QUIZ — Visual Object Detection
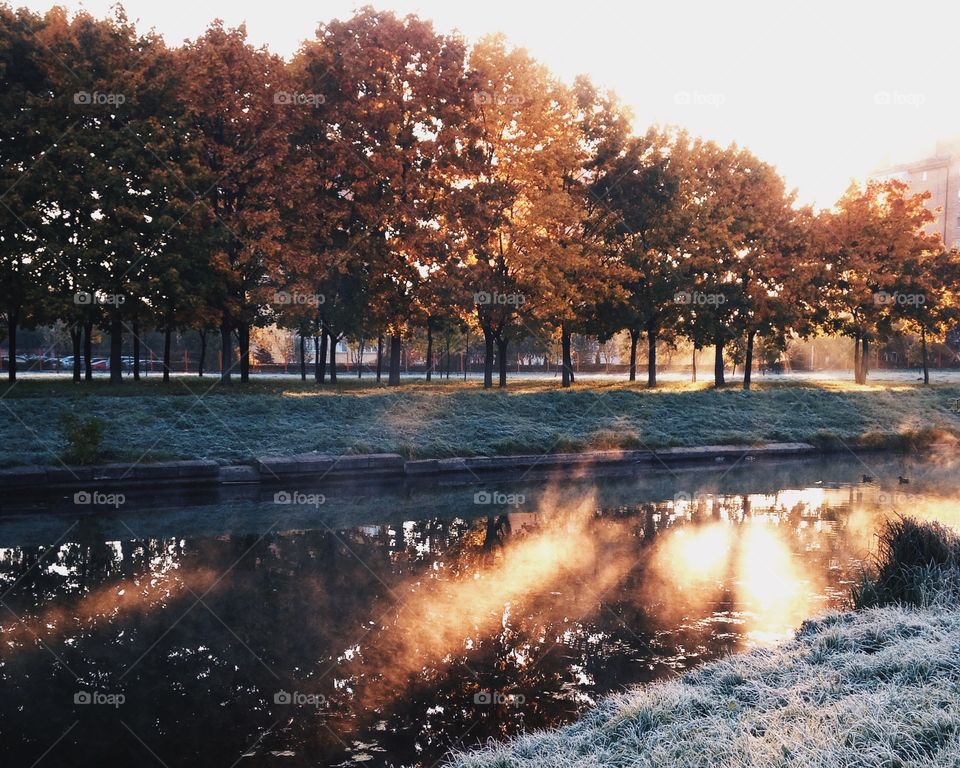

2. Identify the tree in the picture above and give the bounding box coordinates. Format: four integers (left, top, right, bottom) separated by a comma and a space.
819, 180, 937, 383
313, 9, 471, 387
590, 128, 687, 387
179, 22, 288, 384
37, 8, 195, 385
889, 246, 959, 385
0, 6, 56, 382
707, 152, 809, 390
447, 35, 580, 388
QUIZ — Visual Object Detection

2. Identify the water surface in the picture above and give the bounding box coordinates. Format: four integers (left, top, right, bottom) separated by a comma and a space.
0, 453, 952, 767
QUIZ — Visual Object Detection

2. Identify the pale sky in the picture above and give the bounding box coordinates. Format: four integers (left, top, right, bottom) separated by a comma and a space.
20, 0, 960, 208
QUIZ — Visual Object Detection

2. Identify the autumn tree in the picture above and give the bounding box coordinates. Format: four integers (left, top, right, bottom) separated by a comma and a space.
710, 152, 810, 390
179, 22, 288, 384
0, 6, 56, 381
311, 9, 471, 386
887, 244, 959, 385
446, 35, 584, 388
35, 8, 197, 384
590, 128, 688, 387
819, 180, 937, 384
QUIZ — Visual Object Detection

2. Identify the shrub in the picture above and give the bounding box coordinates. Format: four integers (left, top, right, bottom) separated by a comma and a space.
852, 516, 960, 609
61, 413, 106, 465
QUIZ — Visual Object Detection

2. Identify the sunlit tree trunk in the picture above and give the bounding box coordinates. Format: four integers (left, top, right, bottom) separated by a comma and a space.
713, 334, 725, 387
5, 309, 17, 382
197, 329, 207, 377
561, 325, 573, 388
646, 321, 658, 389
70, 324, 82, 382
743, 330, 755, 391
162, 325, 172, 383
496, 336, 508, 388
318, 328, 328, 382
83, 321, 93, 381
921, 324, 930, 385
109, 315, 123, 385
388, 334, 401, 386
132, 317, 141, 381
328, 332, 337, 383
482, 328, 494, 389
376, 334, 383, 383
238, 322, 250, 383
425, 319, 434, 382
219, 318, 232, 384
853, 333, 863, 384
859, 336, 871, 384
299, 333, 306, 381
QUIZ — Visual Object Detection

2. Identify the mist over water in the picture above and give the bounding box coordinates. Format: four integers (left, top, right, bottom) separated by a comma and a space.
0, 454, 955, 766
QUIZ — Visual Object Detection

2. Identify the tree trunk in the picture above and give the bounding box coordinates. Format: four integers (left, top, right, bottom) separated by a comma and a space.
921, 324, 930, 385
318, 328, 328, 382
6, 309, 17, 382
299, 333, 306, 381
853, 333, 862, 384
388, 334, 401, 386
445, 336, 451, 379
628, 327, 639, 382
647, 322, 658, 389
313, 334, 321, 382
109, 315, 123, 385
132, 317, 141, 381
70, 324, 82, 382
496, 336, 508, 388
482, 328, 494, 389
860, 337, 870, 384
239, 322, 250, 383
198, 329, 207, 377
220, 318, 232, 384
357, 339, 364, 378
743, 330, 755, 391
713, 334, 725, 387
328, 332, 337, 382
163, 325, 172, 383
376, 334, 383, 383
83, 320, 93, 381
425, 321, 434, 382
561, 325, 573, 388
692, 347, 697, 382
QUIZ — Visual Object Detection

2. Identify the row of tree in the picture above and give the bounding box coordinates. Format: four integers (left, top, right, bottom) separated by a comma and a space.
2, 4, 957, 389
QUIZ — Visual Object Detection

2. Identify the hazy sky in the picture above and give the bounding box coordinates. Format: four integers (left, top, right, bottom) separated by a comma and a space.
20, 0, 960, 208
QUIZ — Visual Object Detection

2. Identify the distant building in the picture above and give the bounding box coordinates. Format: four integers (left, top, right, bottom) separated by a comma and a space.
872, 137, 960, 248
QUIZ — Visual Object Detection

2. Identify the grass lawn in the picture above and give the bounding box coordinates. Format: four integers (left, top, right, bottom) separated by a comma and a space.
1, 376, 959, 468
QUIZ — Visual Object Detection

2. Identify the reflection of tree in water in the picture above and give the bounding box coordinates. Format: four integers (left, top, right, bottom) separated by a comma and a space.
0, 490, 876, 767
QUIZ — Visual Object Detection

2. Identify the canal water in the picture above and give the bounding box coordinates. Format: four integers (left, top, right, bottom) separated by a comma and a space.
0, 453, 953, 767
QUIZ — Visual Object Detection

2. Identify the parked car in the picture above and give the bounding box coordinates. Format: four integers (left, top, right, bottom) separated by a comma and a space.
10, 354, 52, 367
59, 357, 109, 371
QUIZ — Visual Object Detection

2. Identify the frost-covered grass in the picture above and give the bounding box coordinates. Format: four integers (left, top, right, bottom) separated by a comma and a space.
854, 517, 960, 610
1, 377, 958, 467
448, 518, 960, 768
448, 606, 960, 767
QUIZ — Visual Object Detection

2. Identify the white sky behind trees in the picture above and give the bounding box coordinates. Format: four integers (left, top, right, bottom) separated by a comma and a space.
21, 0, 960, 208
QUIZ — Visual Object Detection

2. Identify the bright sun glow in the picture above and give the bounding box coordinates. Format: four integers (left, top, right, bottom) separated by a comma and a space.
19, 0, 959, 209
